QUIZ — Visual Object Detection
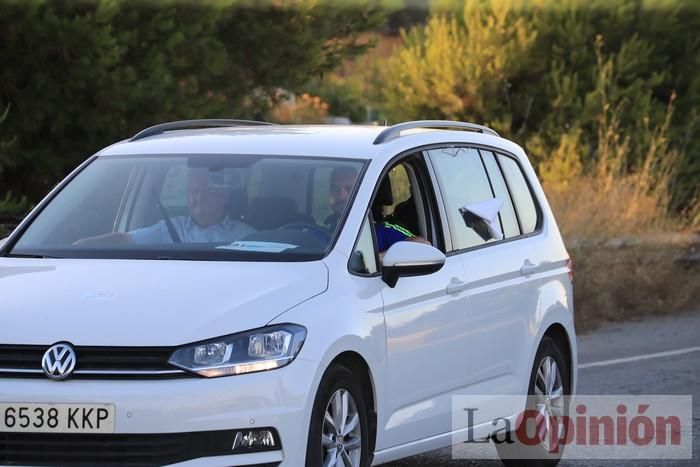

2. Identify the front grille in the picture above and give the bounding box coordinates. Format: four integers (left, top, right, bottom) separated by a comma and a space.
0, 430, 281, 466
0, 344, 191, 379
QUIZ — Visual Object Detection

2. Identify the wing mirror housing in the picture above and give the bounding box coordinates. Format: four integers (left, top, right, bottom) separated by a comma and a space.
381, 241, 446, 288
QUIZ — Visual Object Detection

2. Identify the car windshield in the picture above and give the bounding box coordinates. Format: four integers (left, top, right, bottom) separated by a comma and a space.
6, 155, 366, 261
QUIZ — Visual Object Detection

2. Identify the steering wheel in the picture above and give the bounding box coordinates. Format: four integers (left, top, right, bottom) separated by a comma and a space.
277, 222, 332, 242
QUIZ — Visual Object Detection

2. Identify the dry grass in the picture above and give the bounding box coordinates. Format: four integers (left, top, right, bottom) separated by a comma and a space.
541, 86, 683, 241
543, 109, 700, 333
542, 132, 679, 241
542, 111, 700, 333
538, 43, 700, 332
571, 242, 700, 333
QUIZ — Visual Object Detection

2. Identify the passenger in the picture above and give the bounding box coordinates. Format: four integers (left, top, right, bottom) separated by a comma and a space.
325, 166, 359, 232
325, 166, 429, 253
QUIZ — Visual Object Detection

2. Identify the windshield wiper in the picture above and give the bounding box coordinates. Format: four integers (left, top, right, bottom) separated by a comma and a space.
6, 253, 62, 259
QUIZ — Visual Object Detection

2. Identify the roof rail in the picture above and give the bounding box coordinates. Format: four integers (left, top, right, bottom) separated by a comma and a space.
372, 120, 499, 144
130, 119, 276, 141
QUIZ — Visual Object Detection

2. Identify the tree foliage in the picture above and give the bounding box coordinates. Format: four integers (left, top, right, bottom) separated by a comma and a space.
0, 0, 385, 204
0, 103, 14, 175
0, 102, 28, 220
375, 0, 700, 211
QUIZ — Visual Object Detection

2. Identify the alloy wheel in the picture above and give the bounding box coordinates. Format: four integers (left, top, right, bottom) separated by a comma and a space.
321, 388, 363, 467
533, 356, 565, 452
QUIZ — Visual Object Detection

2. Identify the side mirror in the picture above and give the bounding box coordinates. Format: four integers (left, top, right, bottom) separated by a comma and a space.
459, 198, 504, 241
381, 241, 446, 287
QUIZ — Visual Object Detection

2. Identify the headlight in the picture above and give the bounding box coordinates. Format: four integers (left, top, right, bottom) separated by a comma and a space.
168, 324, 306, 377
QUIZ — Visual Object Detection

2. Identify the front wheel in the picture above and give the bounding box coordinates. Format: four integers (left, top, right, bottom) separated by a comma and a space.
495, 335, 570, 467
306, 364, 371, 467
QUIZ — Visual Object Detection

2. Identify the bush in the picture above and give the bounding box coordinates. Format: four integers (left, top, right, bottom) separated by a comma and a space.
372, 0, 700, 212
0, 0, 386, 204
0, 101, 27, 221
541, 39, 683, 241
270, 93, 330, 124
0, 191, 29, 217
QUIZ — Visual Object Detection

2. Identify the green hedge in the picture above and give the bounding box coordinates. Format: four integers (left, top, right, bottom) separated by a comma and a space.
0, 0, 385, 206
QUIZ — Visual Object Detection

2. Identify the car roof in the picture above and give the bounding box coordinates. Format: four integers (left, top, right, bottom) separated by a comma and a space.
96, 121, 520, 165
98, 125, 387, 159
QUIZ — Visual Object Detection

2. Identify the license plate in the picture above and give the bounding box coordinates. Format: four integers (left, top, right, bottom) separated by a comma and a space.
0, 403, 115, 433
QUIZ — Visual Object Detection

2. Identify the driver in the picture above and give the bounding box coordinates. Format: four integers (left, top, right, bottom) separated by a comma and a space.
75, 168, 254, 245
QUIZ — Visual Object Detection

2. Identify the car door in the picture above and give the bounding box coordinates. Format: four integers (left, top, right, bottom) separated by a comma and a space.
426, 146, 544, 425
362, 156, 472, 449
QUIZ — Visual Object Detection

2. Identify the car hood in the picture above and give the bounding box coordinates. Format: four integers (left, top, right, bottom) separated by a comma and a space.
0, 258, 328, 346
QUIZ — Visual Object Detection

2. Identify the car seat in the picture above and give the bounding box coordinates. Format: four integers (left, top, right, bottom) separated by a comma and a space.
226, 188, 248, 222
390, 196, 419, 236
246, 196, 300, 230
372, 177, 394, 221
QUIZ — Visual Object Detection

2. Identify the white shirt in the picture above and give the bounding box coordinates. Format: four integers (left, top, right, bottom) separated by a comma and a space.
129, 216, 256, 244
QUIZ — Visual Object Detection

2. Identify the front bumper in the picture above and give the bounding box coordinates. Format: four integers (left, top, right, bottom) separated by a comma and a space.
0, 358, 320, 466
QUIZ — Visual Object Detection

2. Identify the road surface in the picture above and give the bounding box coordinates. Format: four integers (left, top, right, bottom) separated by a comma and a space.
380, 310, 700, 466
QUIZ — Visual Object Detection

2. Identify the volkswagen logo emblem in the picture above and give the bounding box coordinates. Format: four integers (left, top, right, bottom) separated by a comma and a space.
41, 343, 77, 380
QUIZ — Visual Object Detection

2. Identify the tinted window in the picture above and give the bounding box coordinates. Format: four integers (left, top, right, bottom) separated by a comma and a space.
10, 160, 134, 246
428, 147, 496, 250
311, 167, 334, 225
9, 155, 365, 261
498, 154, 538, 234
481, 150, 520, 238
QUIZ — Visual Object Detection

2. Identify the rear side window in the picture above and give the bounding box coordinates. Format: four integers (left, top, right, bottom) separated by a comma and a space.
497, 154, 538, 234
480, 150, 520, 238
428, 147, 496, 250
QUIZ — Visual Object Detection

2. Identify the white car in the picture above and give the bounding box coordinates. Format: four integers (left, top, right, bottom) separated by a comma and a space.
0, 120, 576, 467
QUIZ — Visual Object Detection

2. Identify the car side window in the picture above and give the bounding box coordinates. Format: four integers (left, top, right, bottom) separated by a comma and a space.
497, 154, 539, 234
428, 147, 497, 250
349, 215, 378, 274
382, 164, 412, 220
481, 150, 521, 238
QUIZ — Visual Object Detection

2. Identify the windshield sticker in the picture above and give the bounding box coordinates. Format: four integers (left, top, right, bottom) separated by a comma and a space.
216, 241, 299, 253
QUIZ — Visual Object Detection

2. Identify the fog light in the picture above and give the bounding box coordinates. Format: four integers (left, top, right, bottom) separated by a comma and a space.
232, 429, 277, 451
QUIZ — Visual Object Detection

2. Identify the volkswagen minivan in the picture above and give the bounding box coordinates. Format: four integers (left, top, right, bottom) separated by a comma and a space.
0, 120, 577, 466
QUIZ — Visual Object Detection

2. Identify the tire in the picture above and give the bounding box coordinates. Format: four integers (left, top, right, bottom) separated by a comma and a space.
306, 364, 371, 467
494, 336, 570, 467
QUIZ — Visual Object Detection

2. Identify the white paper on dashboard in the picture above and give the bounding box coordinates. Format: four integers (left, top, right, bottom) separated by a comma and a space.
216, 241, 299, 253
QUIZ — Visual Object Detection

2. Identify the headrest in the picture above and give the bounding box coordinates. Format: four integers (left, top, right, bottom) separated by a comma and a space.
375, 177, 393, 207
227, 188, 248, 220
247, 196, 298, 230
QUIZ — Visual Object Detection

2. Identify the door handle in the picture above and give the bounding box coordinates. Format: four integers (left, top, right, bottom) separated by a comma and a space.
446, 278, 468, 295
520, 259, 539, 277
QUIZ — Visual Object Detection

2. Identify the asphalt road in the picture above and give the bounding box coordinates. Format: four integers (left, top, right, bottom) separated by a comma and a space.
380, 310, 700, 467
